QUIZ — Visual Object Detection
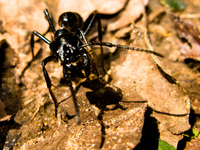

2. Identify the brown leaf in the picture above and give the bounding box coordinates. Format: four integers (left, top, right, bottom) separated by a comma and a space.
57, 0, 149, 31
0, 0, 192, 149
14, 80, 147, 149
107, 0, 149, 31
0, 0, 48, 82
169, 13, 200, 61
109, 27, 190, 147
58, 0, 128, 20
0, 99, 7, 120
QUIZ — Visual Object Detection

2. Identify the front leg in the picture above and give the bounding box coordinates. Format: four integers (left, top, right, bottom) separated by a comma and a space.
42, 55, 58, 117
63, 62, 81, 124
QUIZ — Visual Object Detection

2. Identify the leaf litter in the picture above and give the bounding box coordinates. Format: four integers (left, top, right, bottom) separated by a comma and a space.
0, 0, 197, 149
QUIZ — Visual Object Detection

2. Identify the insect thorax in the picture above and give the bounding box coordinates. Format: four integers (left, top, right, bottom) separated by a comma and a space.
50, 33, 90, 78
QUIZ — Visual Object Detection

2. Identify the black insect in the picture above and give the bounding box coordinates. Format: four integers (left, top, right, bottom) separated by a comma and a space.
31, 9, 163, 124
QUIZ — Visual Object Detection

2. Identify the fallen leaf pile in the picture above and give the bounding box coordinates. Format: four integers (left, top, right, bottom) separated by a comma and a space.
1, 0, 199, 149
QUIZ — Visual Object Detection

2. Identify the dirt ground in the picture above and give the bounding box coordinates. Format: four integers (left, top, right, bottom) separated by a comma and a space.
0, 0, 200, 149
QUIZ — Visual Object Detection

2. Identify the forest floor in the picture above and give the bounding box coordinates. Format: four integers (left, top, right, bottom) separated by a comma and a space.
0, 0, 200, 149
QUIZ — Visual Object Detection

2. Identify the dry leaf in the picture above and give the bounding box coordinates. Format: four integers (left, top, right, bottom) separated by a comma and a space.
0, 0, 48, 82
0, 0, 193, 149
169, 13, 200, 61
58, 0, 149, 31
58, 0, 128, 20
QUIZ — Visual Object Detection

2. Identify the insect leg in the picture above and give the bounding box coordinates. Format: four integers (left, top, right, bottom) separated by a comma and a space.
42, 55, 59, 117
44, 9, 56, 34
83, 11, 107, 74
79, 30, 101, 79
96, 12, 107, 74
63, 62, 81, 124
69, 80, 80, 124
32, 30, 51, 44
83, 11, 99, 35
19, 31, 48, 80
30, 33, 35, 59
30, 29, 51, 59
